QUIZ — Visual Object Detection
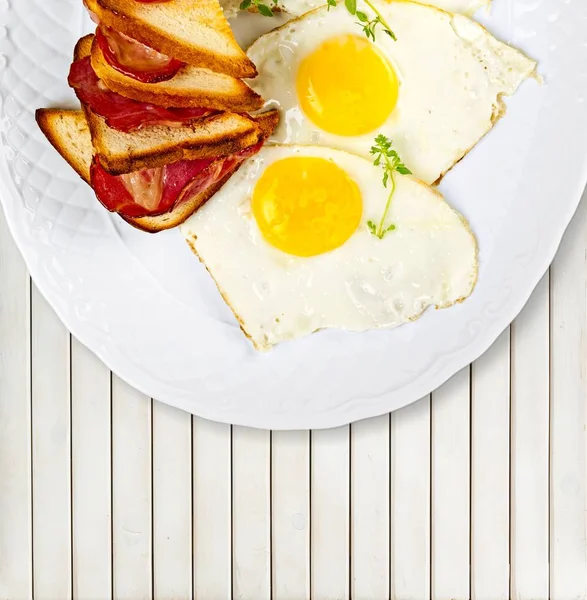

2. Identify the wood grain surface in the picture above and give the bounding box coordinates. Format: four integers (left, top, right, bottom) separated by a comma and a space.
1, 193, 586, 599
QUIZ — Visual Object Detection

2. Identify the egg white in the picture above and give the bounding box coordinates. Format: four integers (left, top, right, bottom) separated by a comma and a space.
247, 0, 536, 185
220, 0, 490, 19
181, 145, 478, 350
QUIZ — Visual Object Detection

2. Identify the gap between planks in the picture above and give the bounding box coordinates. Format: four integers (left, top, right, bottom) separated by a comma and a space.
2, 198, 587, 598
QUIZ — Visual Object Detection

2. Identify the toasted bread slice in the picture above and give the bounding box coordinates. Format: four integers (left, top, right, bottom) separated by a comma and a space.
124, 110, 279, 231
75, 34, 96, 62
86, 0, 256, 78
74, 36, 262, 174
36, 109, 94, 184
35, 108, 280, 232
90, 37, 263, 111
87, 110, 262, 175
249, 108, 281, 140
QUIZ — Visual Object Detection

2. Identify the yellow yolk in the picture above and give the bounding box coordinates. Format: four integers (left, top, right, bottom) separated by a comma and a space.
252, 157, 363, 257
296, 34, 399, 137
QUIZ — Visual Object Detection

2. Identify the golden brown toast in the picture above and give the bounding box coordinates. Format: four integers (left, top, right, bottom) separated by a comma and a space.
86, 0, 257, 78
36, 109, 94, 184
90, 36, 263, 111
86, 110, 263, 175
73, 36, 263, 175
35, 108, 280, 232
74, 35, 95, 63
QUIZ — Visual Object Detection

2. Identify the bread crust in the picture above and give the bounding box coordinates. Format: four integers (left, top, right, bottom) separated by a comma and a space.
35, 109, 93, 184
74, 34, 94, 61
86, 109, 262, 175
91, 38, 263, 111
86, 0, 257, 78
73, 35, 264, 174
253, 109, 281, 140
124, 110, 280, 230
35, 108, 281, 232
125, 162, 242, 232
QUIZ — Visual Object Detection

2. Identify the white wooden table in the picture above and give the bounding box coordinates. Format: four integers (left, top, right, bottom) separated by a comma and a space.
1, 186, 586, 600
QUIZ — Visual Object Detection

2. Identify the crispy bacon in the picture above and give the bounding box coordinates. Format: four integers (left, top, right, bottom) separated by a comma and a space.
68, 57, 215, 132
96, 26, 184, 83
90, 143, 264, 219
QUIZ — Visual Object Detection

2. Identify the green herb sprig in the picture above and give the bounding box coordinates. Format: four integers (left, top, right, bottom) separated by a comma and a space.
367, 134, 411, 239
328, 0, 396, 41
239, 0, 279, 16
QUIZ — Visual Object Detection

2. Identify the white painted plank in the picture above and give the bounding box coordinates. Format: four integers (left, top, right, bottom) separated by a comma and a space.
31, 285, 72, 600
549, 195, 587, 600
0, 214, 32, 600
431, 367, 470, 600
470, 329, 510, 600
311, 426, 350, 600
390, 396, 431, 600
193, 418, 231, 600
510, 273, 550, 600
232, 426, 271, 600
271, 430, 310, 600
112, 377, 152, 600
71, 338, 112, 600
351, 416, 389, 600
152, 400, 192, 600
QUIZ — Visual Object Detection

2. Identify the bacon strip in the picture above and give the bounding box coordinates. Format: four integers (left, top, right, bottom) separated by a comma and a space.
68, 57, 215, 132
96, 26, 184, 83
91, 142, 264, 219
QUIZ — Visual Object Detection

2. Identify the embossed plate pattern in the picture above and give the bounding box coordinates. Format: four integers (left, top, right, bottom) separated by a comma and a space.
0, 0, 586, 429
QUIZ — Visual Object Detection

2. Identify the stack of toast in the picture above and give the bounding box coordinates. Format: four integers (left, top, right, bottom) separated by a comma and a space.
37, 0, 279, 232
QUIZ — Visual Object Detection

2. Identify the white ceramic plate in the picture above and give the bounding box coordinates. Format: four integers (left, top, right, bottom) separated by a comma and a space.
1, 0, 586, 429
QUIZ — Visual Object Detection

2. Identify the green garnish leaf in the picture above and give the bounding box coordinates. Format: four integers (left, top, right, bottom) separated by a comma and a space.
345, 0, 357, 15
384, 28, 397, 40
240, 0, 279, 16
328, 0, 397, 42
257, 2, 275, 16
367, 134, 411, 239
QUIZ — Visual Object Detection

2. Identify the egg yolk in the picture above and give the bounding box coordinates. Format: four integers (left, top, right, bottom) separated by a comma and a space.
252, 157, 363, 257
296, 34, 399, 137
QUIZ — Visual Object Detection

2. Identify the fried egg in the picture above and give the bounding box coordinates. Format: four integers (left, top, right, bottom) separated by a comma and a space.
181, 145, 478, 350
247, 0, 536, 185
220, 0, 490, 20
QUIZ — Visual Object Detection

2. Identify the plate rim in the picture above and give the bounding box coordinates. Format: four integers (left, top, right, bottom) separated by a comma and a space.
2, 163, 585, 430
2, 0, 586, 430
